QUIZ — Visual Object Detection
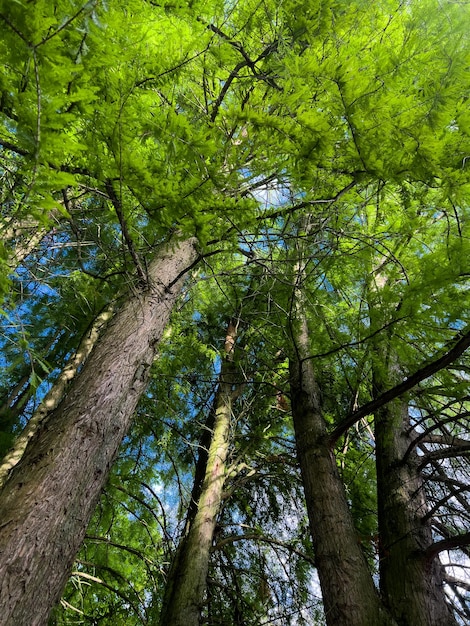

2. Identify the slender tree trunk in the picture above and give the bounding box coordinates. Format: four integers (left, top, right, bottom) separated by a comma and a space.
1, 216, 58, 269
0, 334, 60, 436
289, 313, 395, 626
160, 319, 238, 626
0, 237, 198, 626
6, 228, 47, 268
373, 361, 457, 625
0, 306, 113, 488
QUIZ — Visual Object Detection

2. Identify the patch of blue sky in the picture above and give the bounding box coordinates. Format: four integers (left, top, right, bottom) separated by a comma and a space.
251, 177, 292, 210
11, 263, 60, 301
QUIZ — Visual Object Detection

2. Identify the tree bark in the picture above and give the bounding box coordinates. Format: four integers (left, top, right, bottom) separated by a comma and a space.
0, 237, 198, 626
1, 213, 61, 270
365, 249, 457, 626
289, 313, 395, 626
160, 319, 238, 626
373, 362, 457, 625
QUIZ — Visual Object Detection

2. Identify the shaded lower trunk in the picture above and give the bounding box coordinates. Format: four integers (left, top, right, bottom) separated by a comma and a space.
0, 237, 198, 626
290, 315, 394, 626
160, 320, 238, 626
374, 393, 456, 625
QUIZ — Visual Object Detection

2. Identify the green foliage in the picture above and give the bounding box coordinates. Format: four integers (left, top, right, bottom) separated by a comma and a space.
1, 0, 470, 623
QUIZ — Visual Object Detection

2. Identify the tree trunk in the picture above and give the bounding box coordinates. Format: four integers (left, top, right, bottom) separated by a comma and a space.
373, 365, 457, 625
160, 319, 238, 626
0, 307, 113, 488
0, 237, 198, 626
289, 313, 395, 626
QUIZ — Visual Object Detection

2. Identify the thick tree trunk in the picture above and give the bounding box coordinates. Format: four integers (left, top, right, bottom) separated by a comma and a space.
0, 237, 198, 626
160, 320, 238, 626
290, 314, 395, 626
0, 307, 113, 488
373, 370, 457, 625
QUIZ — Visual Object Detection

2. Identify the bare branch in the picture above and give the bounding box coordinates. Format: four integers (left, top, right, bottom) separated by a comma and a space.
329, 326, 470, 445
426, 532, 470, 560
104, 180, 148, 286
418, 444, 470, 468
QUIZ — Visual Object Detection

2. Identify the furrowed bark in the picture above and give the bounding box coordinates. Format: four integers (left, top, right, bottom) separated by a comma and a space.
0, 237, 198, 626
160, 319, 238, 626
289, 313, 395, 626
366, 254, 457, 626
373, 358, 457, 626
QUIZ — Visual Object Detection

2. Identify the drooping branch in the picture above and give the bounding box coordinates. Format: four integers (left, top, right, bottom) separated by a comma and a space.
84, 535, 156, 566
421, 483, 470, 523
402, 411, 470, 462
434, 521, 470, 561
212, 532, 316, 567
418, 433, 470, 447
329, 326, 470, 445
445, 575, 470, 593
426, 461, 470, 525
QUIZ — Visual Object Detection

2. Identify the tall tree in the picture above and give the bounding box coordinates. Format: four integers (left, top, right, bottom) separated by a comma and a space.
286, 217, 393, 625
0, 305, 113, 487
280, 182, 470, 624
160, 317, 239, 625
0, 237, 198, 625
1, 0, 470, 623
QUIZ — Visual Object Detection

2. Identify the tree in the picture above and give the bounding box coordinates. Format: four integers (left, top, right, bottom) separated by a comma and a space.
2, 0, 470, 624
0, 0, 289, 622
272, 180, 470, 624
0, 237, 198, 624
0, 305, 113, 486
160, 317, 240, 626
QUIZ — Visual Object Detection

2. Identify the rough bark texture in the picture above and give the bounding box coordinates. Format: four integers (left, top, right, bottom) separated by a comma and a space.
374, 375, 457, 626
160, 320, 237, 626
290, 315, 395, 626
0, 307, 113, 488
0, 237, 198, 626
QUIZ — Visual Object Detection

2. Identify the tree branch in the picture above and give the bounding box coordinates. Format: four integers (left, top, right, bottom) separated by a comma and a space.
0, 138, 29, 157
418, 433, 470, 447
104, 180, 148, 286
329, 326, 470, 445
426, 532, 470, 561
258, 180, 357, 222
207, 28, 280, 123
445, 575, 470, 593
212, 532, 315, 566
418, 443, 470, 469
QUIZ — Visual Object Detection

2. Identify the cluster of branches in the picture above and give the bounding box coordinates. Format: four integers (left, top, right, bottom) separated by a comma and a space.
1, 1, 470, 625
